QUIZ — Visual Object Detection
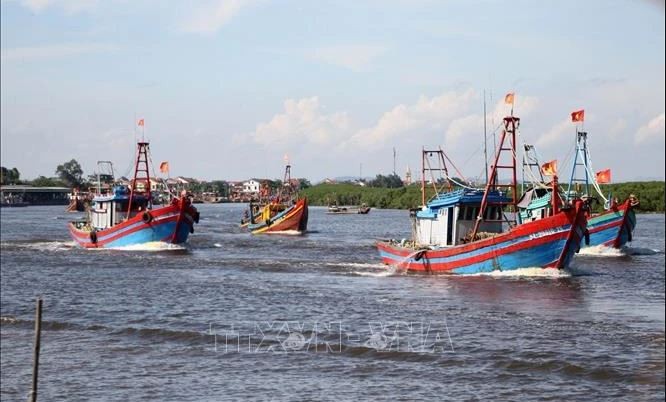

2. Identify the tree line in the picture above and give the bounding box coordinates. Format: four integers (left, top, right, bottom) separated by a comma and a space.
301, 181, 666, 212
1, 160, 83, 188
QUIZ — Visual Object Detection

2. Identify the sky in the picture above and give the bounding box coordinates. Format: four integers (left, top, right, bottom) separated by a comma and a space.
1, 0, 664, 183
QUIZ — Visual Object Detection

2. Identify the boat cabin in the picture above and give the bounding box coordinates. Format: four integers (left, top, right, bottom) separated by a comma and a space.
89, 185, 151, 230
413, 189, 510, 246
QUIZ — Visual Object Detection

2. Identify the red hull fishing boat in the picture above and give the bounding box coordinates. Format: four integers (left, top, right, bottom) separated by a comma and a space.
245, 161, 308, 235
69, 142, 199, 248
377, 113, 588, 274
517, 122, 638, 250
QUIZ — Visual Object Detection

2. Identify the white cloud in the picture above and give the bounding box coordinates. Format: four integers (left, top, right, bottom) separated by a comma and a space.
445, 114, 483, 145
308, 44, 388, 72
635, 113, 665, 144
180, 0, 252, 34
347, 89, 478, 148
245, 97, 351, 147
535, 118, 573, 149
1, 43, 118, 62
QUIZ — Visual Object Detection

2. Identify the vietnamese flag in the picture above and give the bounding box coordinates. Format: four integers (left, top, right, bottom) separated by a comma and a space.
571, 109, 584, 122
595, 169, 611, 184
159, 161, 169, 173
540, 160, 557, 176
504, 92, 515, 105
137, 118, 145, 127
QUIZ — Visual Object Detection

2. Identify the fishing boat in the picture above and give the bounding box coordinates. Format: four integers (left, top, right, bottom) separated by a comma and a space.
377, 115, 588, 274
246, 162, 308, 235
68, 142, 199, 248
327, 203, 371, 214
517, 128, 638, 249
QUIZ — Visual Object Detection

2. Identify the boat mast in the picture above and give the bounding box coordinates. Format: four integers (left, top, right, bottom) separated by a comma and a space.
126, 142, 152, 217
483, 89, 488, 184
470, 114, 520, 241
521, 145, 543, 194
567, 130, 590, 198
277, 160, 292, 203
421, 147, 425, 206
421, 148, 454, 205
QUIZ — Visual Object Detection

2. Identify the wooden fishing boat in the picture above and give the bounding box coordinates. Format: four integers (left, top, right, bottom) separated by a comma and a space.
377, 115, 588, 274
518, 128, 638, 250
246, 161, 308, 235
327, 204, 371, 214
240, 203, 264, 228
68, 142, 199, 248
247, 198, 308, 234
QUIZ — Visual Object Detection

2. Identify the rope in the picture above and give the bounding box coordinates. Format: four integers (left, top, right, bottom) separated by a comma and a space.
578, 147, 609, 205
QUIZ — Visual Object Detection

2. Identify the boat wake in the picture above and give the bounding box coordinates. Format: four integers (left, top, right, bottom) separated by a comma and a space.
0, 240, 76, 252
623, 246, 662, 256
577, 245, 626, 257
104, 242, 187, 251
261, 230, 304, 236
352, 264, 408, 277
325, 262, 387, 269
464, 267, 572, 278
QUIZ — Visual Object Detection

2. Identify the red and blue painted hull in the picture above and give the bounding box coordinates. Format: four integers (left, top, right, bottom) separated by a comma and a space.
248, 198, 308, 235
69, 199, 198, 248
377, 201, 587, 274
584, 199, 636, 249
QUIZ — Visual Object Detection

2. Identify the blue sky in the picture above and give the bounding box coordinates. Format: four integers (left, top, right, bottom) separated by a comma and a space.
1, 0, 664, 183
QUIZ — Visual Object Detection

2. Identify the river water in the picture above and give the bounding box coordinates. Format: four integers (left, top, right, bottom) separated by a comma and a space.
1, 205, 664, 401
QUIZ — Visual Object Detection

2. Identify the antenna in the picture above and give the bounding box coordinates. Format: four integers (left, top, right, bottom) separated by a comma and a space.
483, 89, 488, 184
393, 147, 396, 175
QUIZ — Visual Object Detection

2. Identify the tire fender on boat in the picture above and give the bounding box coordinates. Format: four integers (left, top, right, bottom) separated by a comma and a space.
90, 230, 97, 244
414, 250, 426, 261
142, 211, 153, 224
584, 229, 590, 246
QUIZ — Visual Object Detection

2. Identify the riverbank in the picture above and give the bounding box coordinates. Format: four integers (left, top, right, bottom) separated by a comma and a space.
301, 181, 665, 212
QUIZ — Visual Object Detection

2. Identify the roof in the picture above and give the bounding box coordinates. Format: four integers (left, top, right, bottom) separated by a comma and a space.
416, 188, 511, 218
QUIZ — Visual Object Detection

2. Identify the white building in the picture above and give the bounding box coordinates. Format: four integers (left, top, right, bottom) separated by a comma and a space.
243, 179, 261, 194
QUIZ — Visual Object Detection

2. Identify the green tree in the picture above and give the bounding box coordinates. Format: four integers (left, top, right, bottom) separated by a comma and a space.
55, 159, 84, 188
31, 176, 64, 187
298, 178, 312, 189
0, 166, 21, 184
369, 173, 404, 188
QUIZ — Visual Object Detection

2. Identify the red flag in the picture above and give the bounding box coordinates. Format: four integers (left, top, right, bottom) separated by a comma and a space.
137, 118, 145, 127
595, 169, 611, 184
504, 92, 515, 105
159, 161, 169, 173
571, 109, 584, 122
540, 160, 557, 176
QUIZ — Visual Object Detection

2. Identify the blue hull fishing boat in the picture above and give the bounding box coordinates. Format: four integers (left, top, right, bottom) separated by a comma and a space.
517, 125, 638, 250
377, 114, 588, 274
69, 142, 199, 248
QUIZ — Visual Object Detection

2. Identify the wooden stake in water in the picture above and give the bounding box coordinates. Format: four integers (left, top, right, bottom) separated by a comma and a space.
29, 298, 42, 402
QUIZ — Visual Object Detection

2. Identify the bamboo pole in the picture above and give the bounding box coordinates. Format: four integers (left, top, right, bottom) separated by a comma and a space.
28, 298, 42, 402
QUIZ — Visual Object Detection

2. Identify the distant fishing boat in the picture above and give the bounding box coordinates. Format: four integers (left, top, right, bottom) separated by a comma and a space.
69, 142, 199, 248
245, 161, 308, 235
377, 115, 588, 274
327, 203, 371, 215
517, 125, 638, 250
66, 189, 91, 212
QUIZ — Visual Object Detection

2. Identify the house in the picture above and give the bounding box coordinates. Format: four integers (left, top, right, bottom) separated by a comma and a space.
243, 179, 261, 194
